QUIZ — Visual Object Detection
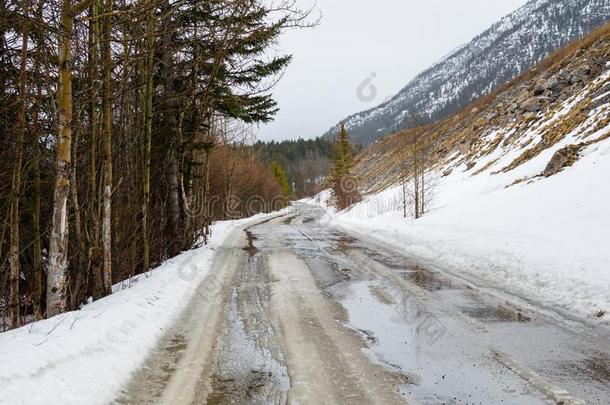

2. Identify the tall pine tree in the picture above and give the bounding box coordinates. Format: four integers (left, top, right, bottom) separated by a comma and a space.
271, 161, 292, 198
330, 123, 354, 181
330, 123, 360, 209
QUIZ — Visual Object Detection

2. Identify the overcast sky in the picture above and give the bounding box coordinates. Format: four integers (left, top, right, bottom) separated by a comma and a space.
255, 0, 529, 141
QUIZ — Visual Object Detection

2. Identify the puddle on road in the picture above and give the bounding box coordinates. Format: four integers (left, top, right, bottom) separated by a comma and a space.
320, 228, 459, 293
331, 263, 353, 281
461, 303, 531, 323
282, 216, 296, 225
361, 250, 409, 271
341, 321, 379, 345
164, 334, 188, 354
399, 265, 455, 292
243, 230, 259, 257
332, 235, 358, 245
205, 287, 290, 404
333, 237, 358, 254
207, 370, 276, 405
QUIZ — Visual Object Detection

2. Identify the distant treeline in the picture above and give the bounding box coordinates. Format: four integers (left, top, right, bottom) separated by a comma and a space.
253, 137, 337, 197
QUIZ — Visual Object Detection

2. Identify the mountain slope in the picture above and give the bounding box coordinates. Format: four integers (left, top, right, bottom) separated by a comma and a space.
324, 0, 610, 146
324, 23, 610, 324
353, 22, 610, 192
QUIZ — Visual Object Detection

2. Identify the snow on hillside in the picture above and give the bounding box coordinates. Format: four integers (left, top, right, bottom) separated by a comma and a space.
320, 126, 610, 326
0, 215, 275, 405
324, 0, 610, 146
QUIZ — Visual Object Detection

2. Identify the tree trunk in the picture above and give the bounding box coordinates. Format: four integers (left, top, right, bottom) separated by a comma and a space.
101, 0, 113, 295
168, 150, 182, 253
9, 9, 31, 326
420, 169, 425, 216
178, 109, 199, 247
159, 0, 182, 255
203, 146, 212, 236
47, 0, 95, 316
32, 95, 43, 318
402, 180, 407, 219
224, 151, 237, 220
31, 1, 44, 318
142, 0, 154, 272
88, 1, 103, 300
414, 175, 420, 219
70, 128, 87, 308
413, 147, 420, 220
47, 0, 75, 317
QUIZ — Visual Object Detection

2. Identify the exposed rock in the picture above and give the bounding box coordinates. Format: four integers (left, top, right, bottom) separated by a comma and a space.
570, 75, 583, 83
576, 64, 592, 76
351, 13, 610, 193
543, 145, 583, 177
515, 90, 531, 105
557, 92, 570, 103
570, 64, 592, 82
543, 75, 561, 91
559, 68, 572, 82
443, 168, 453, 177
533, 80, 546, 96
523, 112, 538, 120
521, 97, 544, 112
591, 87, 610, 109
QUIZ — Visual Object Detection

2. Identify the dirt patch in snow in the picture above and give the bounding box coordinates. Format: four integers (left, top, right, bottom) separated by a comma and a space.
242, 230, 259, 257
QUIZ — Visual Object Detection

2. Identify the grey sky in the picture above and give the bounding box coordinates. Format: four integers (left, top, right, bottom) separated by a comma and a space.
256, 0, 529, 141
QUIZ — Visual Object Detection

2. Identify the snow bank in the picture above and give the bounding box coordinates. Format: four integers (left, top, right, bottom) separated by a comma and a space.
0, 214, 272, 405
323, 136, 610, 325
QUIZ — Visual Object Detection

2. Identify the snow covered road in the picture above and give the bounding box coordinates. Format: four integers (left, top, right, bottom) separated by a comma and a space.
115, 204, 610, 404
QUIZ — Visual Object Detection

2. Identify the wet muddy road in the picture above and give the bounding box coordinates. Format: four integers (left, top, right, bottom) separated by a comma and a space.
116, 204, 610, 404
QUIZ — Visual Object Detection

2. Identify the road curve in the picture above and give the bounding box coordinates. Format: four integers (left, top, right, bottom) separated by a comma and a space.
115, 204, 610, 404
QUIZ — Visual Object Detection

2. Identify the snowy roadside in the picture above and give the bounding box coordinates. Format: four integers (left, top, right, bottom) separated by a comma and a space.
314, 137, 610, 327
0, 213, 279, 405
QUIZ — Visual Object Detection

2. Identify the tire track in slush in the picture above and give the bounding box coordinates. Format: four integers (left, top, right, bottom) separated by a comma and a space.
204, 231, 290, 404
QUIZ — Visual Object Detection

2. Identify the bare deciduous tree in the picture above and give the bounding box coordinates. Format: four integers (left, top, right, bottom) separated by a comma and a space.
399, 115, 436, 219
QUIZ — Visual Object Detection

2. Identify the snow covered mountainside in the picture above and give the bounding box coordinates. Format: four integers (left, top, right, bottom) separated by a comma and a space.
322, 24, 610, 325
324, 0, 610, 146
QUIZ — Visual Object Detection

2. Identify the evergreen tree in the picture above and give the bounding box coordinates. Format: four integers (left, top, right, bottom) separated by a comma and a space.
330, 123, 360, 209
330, 123, 354, 181
253, 137, 333, 196
271, 161, 292, 198
0, 0, 315, 325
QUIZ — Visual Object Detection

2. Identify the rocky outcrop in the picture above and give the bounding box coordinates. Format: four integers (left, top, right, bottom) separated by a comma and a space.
350, 24, 610, 193
521, 97, 545, 112
543, 75, 561, 92
570, 65, 592, 82
543, 145, 583, 177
